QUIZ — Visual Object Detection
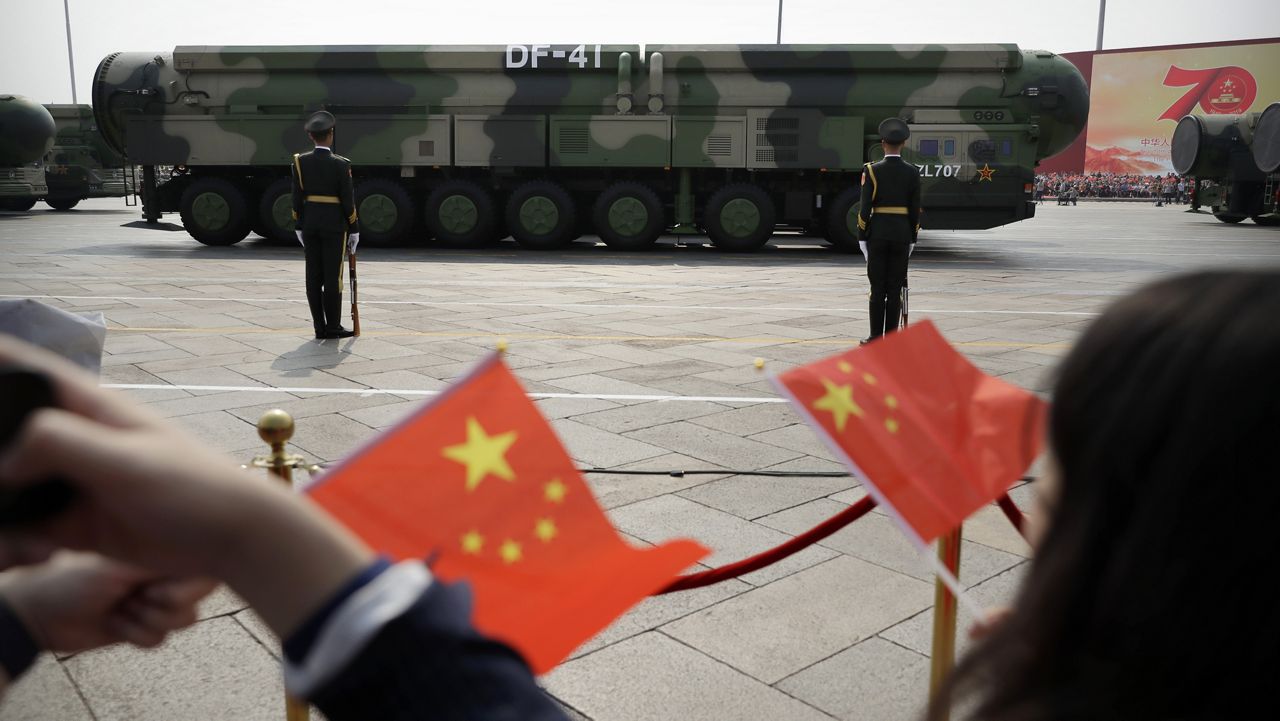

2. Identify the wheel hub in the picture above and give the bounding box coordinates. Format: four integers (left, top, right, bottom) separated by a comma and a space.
721, 197, 760, 237
438, 194, 478, 234
191, 192, 230, 231
271, 194, 294, 232
519, 196, 559, 235
608, 197, 648, 236
361, 194, 397, 234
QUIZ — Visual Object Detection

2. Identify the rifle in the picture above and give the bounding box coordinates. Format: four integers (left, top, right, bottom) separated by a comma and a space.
900, 281, 909, 328
348, 251, 360, 337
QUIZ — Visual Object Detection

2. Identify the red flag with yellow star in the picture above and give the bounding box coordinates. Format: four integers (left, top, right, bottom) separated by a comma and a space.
775, 320, 1045, 545
306, 354, 708, 673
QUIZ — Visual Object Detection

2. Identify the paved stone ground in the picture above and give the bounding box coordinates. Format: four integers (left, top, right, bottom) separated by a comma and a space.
1, 200, 1277, 720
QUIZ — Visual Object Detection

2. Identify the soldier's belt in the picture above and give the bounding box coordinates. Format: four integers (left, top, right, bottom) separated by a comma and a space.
871, 206, 909, 215
305, 195, 341, 204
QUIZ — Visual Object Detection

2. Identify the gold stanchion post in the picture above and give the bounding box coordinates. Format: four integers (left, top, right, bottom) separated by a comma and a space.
928, 526, 963, 721
255, 410, 311, 721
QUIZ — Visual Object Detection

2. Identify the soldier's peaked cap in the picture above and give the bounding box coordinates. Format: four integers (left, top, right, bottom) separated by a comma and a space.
305, 111, 336, 134
878, 118, 910, 143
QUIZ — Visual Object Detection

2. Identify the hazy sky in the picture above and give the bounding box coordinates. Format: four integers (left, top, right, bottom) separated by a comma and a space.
3, 0, 1277, 104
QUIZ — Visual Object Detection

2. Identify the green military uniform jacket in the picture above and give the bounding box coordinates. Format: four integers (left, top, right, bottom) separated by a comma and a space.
290, 147, 360, 236
856, 156, 922, 243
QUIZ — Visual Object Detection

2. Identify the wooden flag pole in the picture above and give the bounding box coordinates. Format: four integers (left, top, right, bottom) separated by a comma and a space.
256, 410, 311, 721
928, 526, 963, 721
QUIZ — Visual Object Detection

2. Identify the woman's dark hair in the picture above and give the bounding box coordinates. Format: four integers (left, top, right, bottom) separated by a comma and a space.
931, 270, 1280, 720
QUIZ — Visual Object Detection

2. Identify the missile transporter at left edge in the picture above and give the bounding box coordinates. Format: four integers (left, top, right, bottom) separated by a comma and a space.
42, 105, 132, 210
0, 95, 56, 212
92, 44, 1088, 250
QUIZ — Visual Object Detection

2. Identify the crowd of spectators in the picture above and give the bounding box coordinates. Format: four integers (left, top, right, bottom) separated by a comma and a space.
1034, 172, 1191, 205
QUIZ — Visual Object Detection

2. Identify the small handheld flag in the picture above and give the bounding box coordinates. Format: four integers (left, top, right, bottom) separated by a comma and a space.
307, 354, 707, 673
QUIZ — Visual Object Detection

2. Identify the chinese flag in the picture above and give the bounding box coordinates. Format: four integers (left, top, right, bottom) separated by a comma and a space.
307, 354, 708, 673
775, 320, 1046, 545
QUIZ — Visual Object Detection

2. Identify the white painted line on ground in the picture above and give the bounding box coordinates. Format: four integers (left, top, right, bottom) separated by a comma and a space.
2, 294, 1100, 317
103, 382, 786, 404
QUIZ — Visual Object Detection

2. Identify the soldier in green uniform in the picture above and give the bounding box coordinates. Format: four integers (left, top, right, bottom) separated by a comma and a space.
857, 118, 921, 343
292, 111, 360, 339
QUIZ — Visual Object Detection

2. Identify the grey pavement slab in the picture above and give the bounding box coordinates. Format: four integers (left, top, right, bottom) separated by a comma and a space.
338, 398, 427, 429
286, 412, 382, 462
626, 421, 803, 470
678, 472, 854, 520
569, 398, 728, 434
583, 453, 728, 509
169, 410, 263, 453
878, 563, 1030, 659
776, 637, 930, 721
0, 657, 93, 721
552, 418, 671, 467
662, 555, 934, 684
64, 617, 284, 721
545, 632, 835, 721
569, 575, 752, 658
690, 401, 802, 436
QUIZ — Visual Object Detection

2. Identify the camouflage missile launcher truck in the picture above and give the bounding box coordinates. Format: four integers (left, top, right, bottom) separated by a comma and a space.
1172, 101, 1280, 226
92, 44, 1088, 249
0, 95, 56, 212
42, 104, 131, 210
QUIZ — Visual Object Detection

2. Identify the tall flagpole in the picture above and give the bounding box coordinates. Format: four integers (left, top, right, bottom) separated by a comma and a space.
1095, 0, 1107, 51
63, 0, 78, 103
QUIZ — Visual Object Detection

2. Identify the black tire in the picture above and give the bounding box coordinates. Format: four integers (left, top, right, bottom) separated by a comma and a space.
1251, 215, 1280, 227
824, 187, 862, 254
45, 197, 81, 211
0, 197, 37, 212
593, 182, 664, 251
704, 183, 776, 252
506, 180, 576, 250
425, 180, 498, 247
356, 178, 416, 244
179, 177, 251, 246
255, 178, 296, 242
1214, 213, 1246, 224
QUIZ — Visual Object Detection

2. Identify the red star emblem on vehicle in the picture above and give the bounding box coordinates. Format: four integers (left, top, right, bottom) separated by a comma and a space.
977, 164, 996, 182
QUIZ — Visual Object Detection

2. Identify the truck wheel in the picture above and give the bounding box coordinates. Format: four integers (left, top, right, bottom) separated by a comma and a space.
180, 178, 251, 246
705, 183, 776, 252
426, 180, 497, 247
357, 179, 416, 244
1213, 213, 1246, 224
0, 198, 37, 212
824, 187, 862, 254
594, 182, 664, 251
507, 180, 576, 250
45, 197, 81, 211
255, 178, 295, 242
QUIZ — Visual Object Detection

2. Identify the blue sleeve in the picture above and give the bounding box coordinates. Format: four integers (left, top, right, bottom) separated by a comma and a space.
307, 579, 568, 721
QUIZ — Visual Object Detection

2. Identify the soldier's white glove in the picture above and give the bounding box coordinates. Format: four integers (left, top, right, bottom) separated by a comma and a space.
858, 241, 868, 261
348, 233, 360, 253
295, 230, 304, 247
908, 243, 915, 257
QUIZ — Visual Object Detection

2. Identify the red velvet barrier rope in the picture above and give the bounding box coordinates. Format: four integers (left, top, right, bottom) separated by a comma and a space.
996, 493, 1027, 537
657, 493, 1030, 594
657, 496, 877, 594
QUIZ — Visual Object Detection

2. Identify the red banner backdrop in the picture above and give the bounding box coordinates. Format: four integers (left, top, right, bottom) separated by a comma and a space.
1037, 37, 1279, 175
